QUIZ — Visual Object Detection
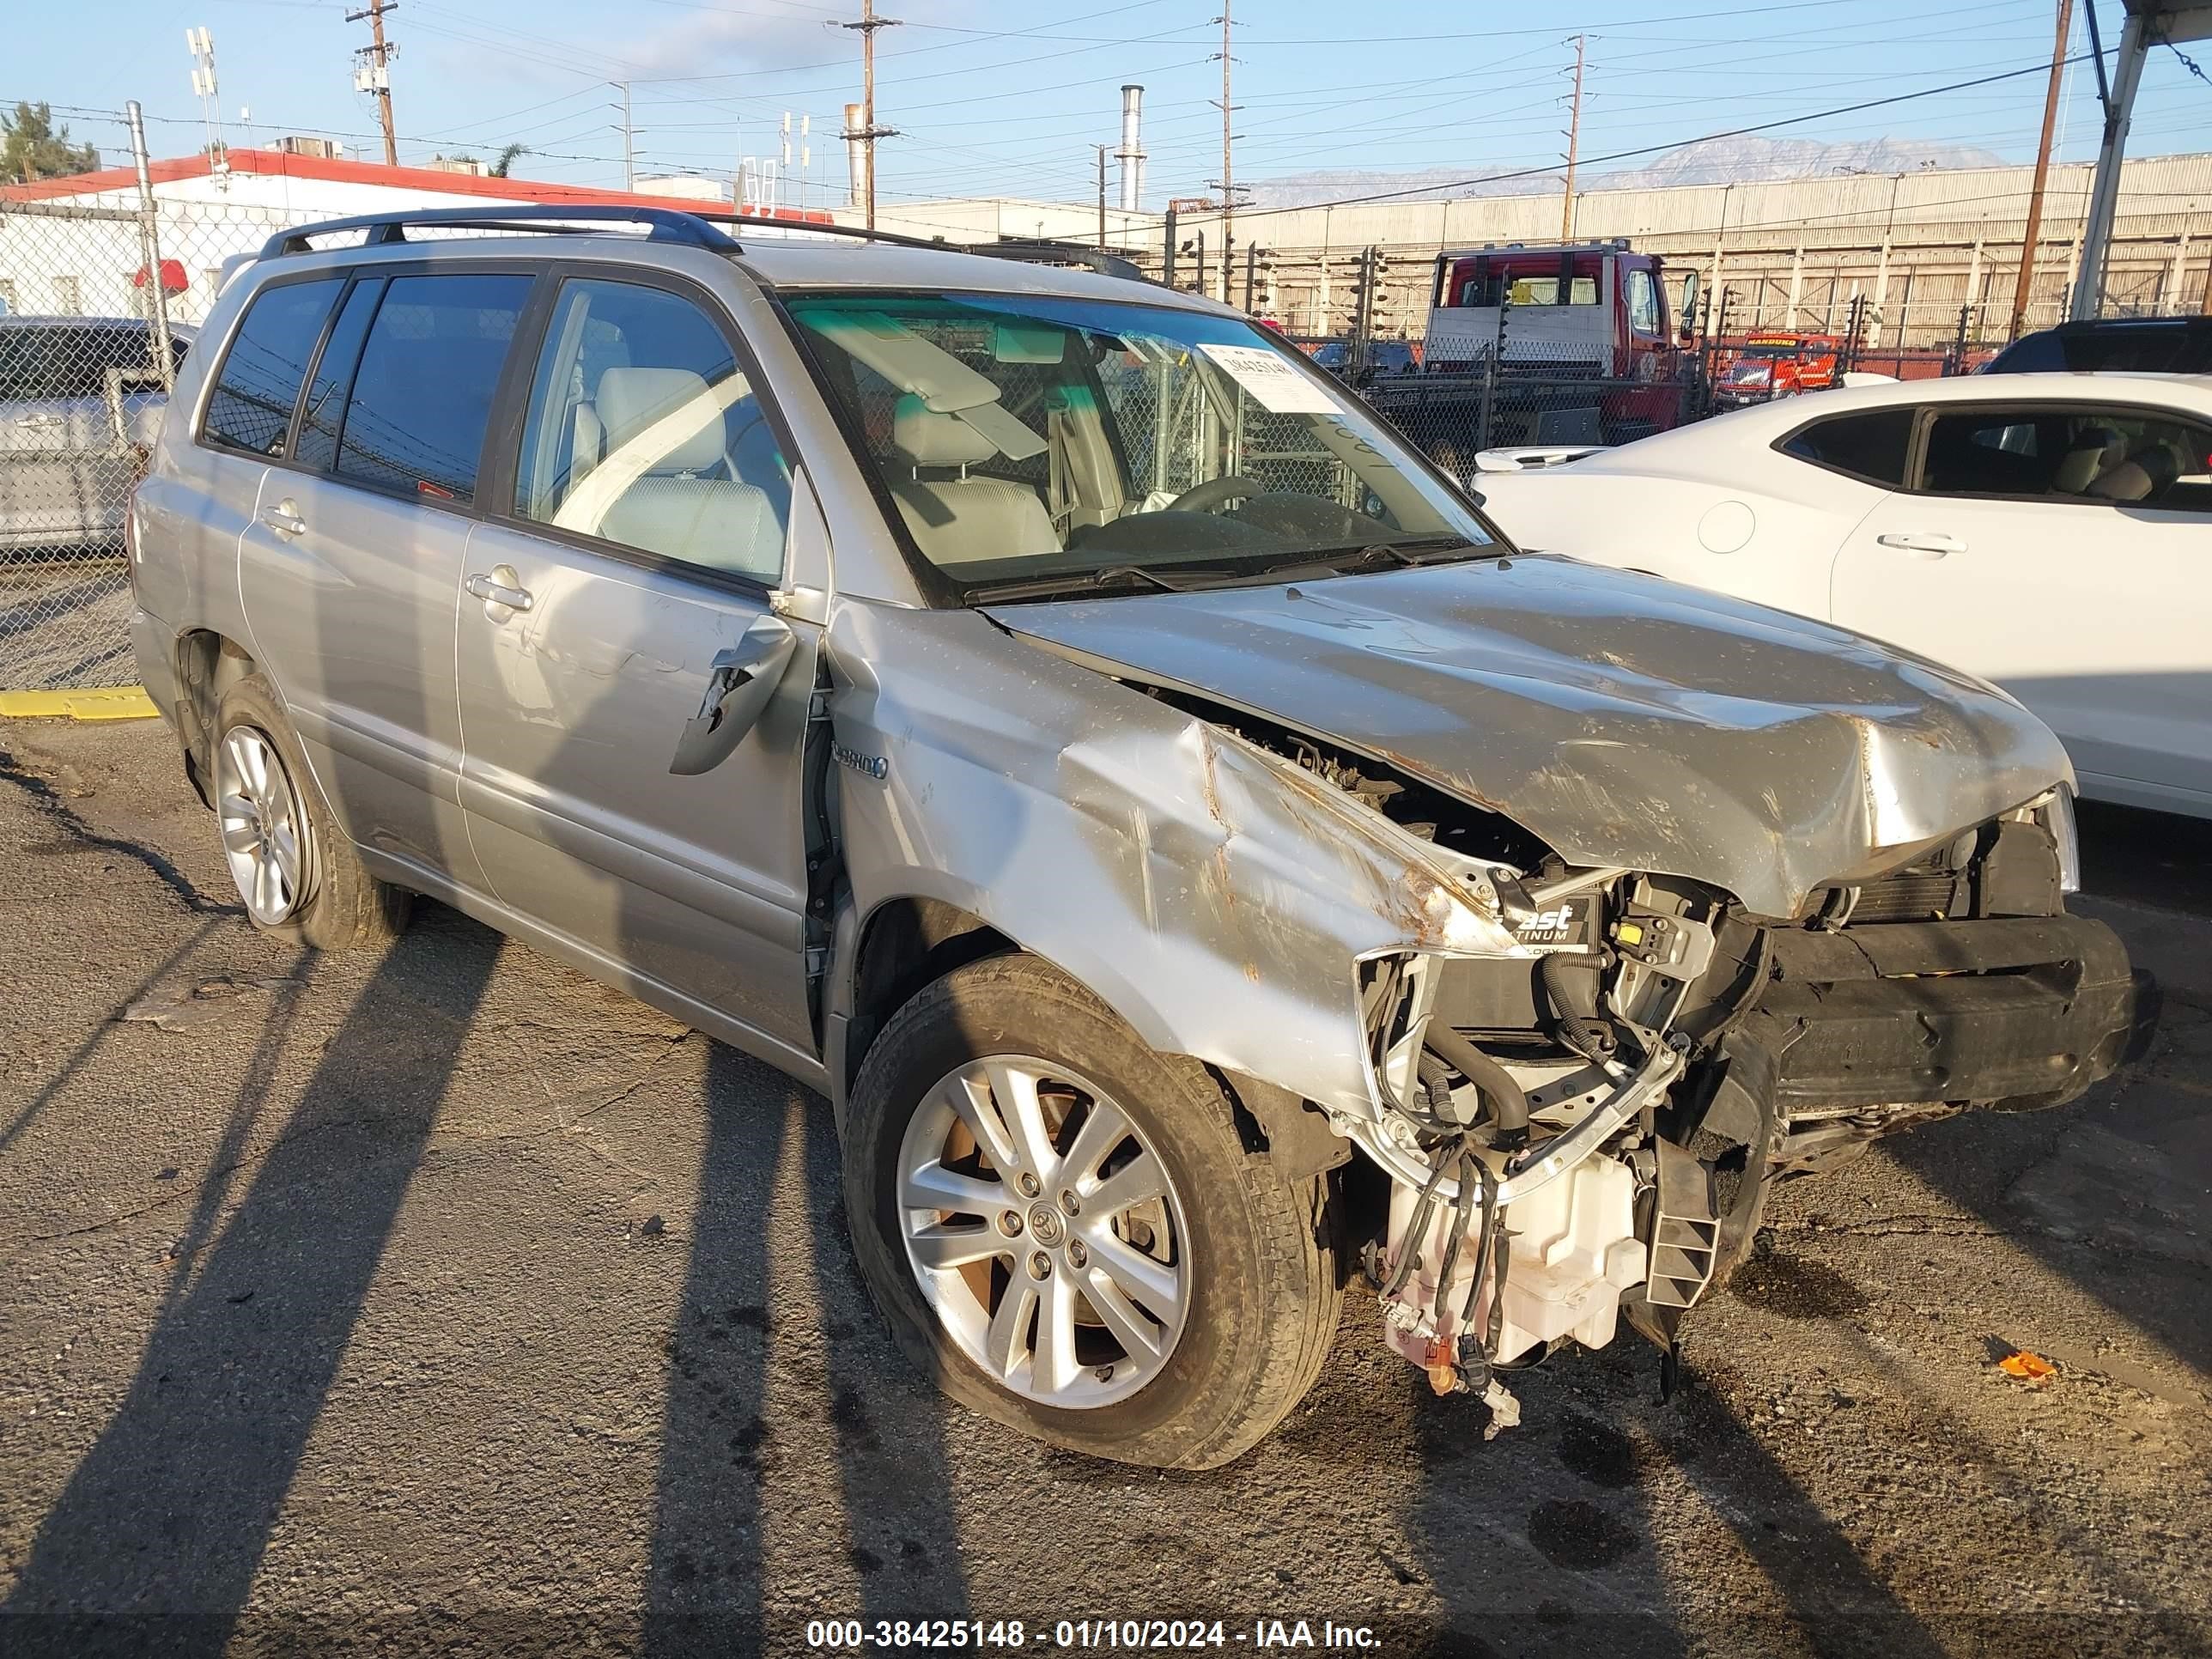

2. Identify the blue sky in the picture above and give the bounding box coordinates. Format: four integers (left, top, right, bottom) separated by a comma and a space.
9, 0, 2210, 209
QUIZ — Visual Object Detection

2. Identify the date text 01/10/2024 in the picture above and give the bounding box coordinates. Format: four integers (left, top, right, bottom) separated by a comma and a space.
803, 1619, 1382, 1650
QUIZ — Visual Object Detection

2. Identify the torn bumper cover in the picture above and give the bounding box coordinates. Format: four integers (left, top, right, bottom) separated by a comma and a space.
1742, 914, 2153, 1112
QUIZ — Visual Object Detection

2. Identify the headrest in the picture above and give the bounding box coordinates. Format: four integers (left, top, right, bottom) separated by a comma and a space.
2052, 427, 2126, 494
597, 366, 726, 474
890, 392, 998, 467
2087, 445, 2180, 502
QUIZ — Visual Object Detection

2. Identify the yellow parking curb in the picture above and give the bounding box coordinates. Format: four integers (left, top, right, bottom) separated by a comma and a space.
0, 686, 161, 721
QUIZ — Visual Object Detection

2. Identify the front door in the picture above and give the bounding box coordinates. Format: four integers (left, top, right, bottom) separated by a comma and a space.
454, 272, 817, 1060
1832, 398, 2212, 812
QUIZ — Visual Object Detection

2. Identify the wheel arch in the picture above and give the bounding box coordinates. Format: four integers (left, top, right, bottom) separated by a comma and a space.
173, 629, 260, 809
838, 892, 1018, 1096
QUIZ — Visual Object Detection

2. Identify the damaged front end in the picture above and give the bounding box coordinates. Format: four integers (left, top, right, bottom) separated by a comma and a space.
832, 586, 2153, 1432
1348, 792, 2152, 1415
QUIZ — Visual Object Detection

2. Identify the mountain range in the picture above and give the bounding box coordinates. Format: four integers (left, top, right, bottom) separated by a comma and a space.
1239, 136, 2011, 209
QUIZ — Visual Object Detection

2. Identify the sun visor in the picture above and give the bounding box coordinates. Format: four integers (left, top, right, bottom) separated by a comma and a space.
956, 399, 1048, 461
804, 310, 1001, 412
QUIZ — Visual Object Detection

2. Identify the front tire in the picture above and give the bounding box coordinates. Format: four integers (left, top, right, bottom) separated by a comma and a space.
846, 955, 1340, 1469
212, 672, 410, 950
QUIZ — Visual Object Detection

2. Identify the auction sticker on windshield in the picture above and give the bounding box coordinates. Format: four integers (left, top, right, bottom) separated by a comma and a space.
1198, 343, 1343, 414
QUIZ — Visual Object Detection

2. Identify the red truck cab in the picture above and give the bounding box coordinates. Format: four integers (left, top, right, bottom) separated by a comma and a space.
1423, 240, 1695, 442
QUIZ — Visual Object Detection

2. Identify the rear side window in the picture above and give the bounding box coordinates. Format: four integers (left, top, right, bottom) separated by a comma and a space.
1988, 325, 2212, 374
1919, 405, 2212, 512
1777, 408, 1912, 487
203, 279, 343, 457
335, 272, 531, 504
294, 279, 384, 473
1981, 332, 2063, 374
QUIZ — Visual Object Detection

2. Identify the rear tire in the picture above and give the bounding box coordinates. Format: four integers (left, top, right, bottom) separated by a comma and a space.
212, 672, 410, 951
846, 955, 1340, 1469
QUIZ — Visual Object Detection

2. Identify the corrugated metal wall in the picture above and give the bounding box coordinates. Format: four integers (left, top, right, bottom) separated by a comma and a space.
1111, 152, 2212, 347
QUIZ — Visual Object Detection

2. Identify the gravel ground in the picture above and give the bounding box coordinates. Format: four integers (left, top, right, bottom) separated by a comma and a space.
1, 718, 2206, 1659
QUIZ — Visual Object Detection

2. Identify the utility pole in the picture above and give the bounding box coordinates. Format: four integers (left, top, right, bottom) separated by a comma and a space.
1560, 33, 1586, 242
837, 0, 901, 229
1212, 3, 1237, 303
2009, 0, 2074, 339
126, 101, 175, 391
1095, 144, 1109, 249
616, 81, 634, 190
345, 0, 398, 166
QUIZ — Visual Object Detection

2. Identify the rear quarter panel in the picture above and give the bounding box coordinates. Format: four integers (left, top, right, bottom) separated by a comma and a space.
129, 281, 264, 690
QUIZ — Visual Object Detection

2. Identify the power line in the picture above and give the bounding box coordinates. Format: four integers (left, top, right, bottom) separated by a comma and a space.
1227, 49, 2109, 223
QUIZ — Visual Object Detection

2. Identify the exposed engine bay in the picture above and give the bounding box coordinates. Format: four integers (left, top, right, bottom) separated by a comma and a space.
1181, 699, 2154, 1423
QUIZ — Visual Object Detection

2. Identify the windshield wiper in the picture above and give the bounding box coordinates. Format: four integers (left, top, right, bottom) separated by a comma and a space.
968, 562, 1199, 605
1257, 538, 1486, 580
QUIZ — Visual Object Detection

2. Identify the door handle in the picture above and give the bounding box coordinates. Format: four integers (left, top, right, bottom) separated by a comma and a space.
465, 568, 536, 614
1875, 532, 1966, 559
669, 614, 798, 776
260, 499, 307, 538
14, 413, 65, 430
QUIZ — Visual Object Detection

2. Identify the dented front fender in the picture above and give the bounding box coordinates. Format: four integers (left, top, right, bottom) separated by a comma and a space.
824, 599, 1524, 1121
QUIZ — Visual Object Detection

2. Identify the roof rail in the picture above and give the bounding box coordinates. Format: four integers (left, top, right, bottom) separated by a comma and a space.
261, 204, 745, 259
972, 239, 1146, 282
257, 204, 1154, 283
706, 211, 951, 252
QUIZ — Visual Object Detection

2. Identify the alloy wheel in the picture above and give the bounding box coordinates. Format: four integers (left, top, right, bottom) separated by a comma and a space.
216, 726, 306, 927
896, 1055, 1191, 1408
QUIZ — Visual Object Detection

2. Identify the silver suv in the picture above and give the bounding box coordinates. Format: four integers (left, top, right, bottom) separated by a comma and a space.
129, 208, 2151, 1468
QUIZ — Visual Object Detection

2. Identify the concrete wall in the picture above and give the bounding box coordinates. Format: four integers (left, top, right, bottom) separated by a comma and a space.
902, 152, 2212, 348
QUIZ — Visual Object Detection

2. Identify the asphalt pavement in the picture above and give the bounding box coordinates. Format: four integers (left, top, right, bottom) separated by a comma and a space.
2, 717, 2207, 1658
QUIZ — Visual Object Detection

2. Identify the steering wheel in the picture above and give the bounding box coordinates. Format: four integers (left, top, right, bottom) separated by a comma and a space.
1165, 475, 1265, 515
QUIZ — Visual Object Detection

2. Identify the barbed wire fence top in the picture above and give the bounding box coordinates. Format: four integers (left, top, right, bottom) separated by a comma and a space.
2, 193, 291, 690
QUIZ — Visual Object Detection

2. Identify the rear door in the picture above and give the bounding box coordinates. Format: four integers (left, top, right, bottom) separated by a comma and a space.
1832, 398, 2212, 812
454, 268, 819, 1060
236, 266, 537, 890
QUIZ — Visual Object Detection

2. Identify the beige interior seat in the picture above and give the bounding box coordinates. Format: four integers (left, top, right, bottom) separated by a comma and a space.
884, 394, 1060, 567
2086, 443, 2182, 505
2052, 427, 2125, 495
583, 366, 780, 576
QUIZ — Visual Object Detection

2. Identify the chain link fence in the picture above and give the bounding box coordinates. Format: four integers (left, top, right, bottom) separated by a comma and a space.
1, 195, 290, 690
1348, 353, 1709, 475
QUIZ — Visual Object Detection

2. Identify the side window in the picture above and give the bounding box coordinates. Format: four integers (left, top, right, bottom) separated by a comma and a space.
294, 279, 384, 472
1777, 408, 1913, 488
202, 278, 343, 458
1626, 268, 1660, 336
1920, 406, 2212, 512
335, 272, 531, 504
1984, 331, 2063, 374
513, 277, 791, 581
0, 326, 76, 399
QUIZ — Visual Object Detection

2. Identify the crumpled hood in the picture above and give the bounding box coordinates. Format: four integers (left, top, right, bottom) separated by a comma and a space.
988, 556, 2071, 919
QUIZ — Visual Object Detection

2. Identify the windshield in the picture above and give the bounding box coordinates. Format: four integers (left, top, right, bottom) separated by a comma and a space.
783, 291, 1493, 602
